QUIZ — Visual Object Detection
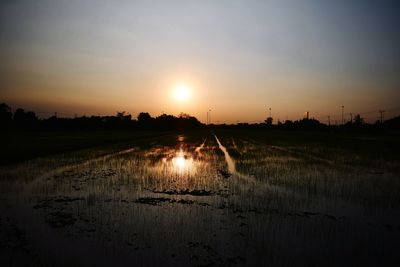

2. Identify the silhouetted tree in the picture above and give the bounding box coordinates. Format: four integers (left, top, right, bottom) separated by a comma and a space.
155, 114, 177, 130
137, 112, 152, 123
137, 112, 153, 129
116, 111, 131, 121
13, 108, 38, 129
3, 101, 399, 132
177, 113, 201, 129
283, 120, 293, 127
14, 108, 36, 121
384, 116, 400, 129
117, 111, 126, 118
265, 117, 273, 126
179, 113, 191, 119
0, 103, 12, 124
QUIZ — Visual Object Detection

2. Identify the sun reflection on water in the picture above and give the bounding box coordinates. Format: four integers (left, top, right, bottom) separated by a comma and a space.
147, 135, 201, 178
171, 150, 194, 173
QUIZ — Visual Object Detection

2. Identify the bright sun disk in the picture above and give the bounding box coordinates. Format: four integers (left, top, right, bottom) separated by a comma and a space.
174, 85, 190, 101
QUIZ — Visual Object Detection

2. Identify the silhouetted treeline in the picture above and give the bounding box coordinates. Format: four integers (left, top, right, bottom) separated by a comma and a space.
1, 102, 399, 132
136, 112, 203, 130
212, 116, 400, 132
0, 103, 202, 131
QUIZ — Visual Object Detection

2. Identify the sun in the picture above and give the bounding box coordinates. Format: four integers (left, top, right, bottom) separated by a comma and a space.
173, 85, 190, 101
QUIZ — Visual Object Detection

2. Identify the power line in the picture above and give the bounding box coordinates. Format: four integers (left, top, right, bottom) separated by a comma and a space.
341, 105, 344, 125
379, 110, 385, 123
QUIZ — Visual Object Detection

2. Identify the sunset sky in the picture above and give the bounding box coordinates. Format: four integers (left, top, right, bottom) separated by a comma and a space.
1, 0, 399, 123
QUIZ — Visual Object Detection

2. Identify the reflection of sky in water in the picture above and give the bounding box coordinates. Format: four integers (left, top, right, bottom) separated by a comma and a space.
2, 133, 398, 267
168, 150, 195, 174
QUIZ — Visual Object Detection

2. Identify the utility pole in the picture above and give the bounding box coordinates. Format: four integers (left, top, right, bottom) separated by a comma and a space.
379, 110, 385, 123
341, 105, 344, 125
328, 115, 331, 126
209, 109, 211, 124
206, 111, 209, 124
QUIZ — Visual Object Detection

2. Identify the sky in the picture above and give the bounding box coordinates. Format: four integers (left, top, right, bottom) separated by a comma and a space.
1, 0, 400, 123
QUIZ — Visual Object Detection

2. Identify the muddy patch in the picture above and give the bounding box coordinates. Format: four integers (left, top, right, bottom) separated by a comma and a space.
217, 169, 231, 179
46, 211, 77, 228
134, 197, 210, 207
146, 188, 216, 196
33, 196, 84, 210
187, 241, 246, 266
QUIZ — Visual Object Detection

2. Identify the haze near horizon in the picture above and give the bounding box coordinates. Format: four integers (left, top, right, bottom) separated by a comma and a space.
1, 0, 399, 123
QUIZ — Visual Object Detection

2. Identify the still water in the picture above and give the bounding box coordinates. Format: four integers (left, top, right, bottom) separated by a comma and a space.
1, 133, 399, 266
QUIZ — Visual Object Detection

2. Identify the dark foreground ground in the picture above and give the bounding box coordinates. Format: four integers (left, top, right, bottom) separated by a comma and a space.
1, 129, 399, 266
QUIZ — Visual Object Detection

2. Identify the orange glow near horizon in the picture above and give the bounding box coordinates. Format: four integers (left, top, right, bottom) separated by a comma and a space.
173, 84, 191, 102
1, 2, 399, 124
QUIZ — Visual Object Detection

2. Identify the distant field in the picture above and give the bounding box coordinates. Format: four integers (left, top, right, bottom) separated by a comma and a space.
1, 129, 399, 266
0, 130, 172, 164
2, 129, 399, 164
216, 128, 400, 160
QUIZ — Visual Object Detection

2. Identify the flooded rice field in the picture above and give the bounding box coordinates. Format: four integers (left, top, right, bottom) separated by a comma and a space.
1, 131, 400, 266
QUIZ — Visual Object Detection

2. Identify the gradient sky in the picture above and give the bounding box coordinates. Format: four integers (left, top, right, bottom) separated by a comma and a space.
1, 0, 399, 123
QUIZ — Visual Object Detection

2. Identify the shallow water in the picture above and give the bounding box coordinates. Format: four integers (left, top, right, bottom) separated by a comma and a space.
215, 135, 236, 175
1, 132, 400, 266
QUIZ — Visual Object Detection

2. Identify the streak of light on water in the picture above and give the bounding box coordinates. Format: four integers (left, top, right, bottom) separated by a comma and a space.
195, 138, 206, 154
214, 134, 290, 197
214, 135, 236, 174
23, 147, 138, 195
